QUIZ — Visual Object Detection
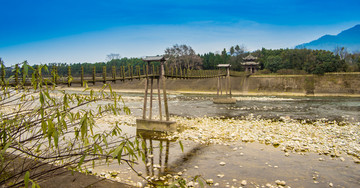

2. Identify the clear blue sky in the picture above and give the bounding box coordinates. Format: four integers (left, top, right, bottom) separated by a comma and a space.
1, 0, 360, 66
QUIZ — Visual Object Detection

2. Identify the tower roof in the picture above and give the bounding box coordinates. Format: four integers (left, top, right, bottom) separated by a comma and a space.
243, 54, 258, 61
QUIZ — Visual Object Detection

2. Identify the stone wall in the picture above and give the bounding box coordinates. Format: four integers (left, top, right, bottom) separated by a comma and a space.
109, 73, 360, 96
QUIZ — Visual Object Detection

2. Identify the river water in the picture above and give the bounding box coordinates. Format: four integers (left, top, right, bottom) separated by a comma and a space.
87, 92, 360, 187
123, 93, 360, 122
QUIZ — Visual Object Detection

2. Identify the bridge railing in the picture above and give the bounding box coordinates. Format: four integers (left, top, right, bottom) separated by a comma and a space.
1, 64, 241, 87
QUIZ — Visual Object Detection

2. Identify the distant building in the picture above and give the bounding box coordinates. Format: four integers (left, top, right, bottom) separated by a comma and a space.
241, 54, 259, 73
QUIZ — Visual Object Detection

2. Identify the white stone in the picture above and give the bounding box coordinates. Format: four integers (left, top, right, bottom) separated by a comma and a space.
241, 180, 247, 186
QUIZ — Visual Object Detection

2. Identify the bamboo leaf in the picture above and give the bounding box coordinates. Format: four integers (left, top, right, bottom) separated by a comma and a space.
179, 141, 184, 152
24, 171, 30, 188
78, 154, 86, 167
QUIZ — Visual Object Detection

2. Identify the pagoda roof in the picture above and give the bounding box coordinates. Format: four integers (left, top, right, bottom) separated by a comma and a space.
217, 64, 231, 68
142, 56, 168, 62
243, 54, 258, 61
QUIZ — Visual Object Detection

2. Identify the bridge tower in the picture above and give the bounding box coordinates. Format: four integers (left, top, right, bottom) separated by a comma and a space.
213, 64, 236, 104
136, 56, 177, 133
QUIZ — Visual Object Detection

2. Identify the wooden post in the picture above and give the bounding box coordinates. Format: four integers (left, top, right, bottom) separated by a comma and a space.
145, 64, 148, 78
81, 66, 84, 87
130, 66, 133, 81
149, 77, 154, 120
92, 66, 96, 85
143, 65, 146, 77
102, 66, 106, 84
112, 66, 116, 83
171, 67, 174, 77
52, 65, 58, 85
157, 78, 162, 121
143, 63, 149, 119
161, 61, 170, 121
21, 64, 26, 85
220, 76, 223, 95
14, 64, 19, 86
228, 67, 232, 97
137, 66, 141, 80
217, 75, 220, 96
122, 66, 125, 81
1, 60, 5, 85
67, 66, 71, 87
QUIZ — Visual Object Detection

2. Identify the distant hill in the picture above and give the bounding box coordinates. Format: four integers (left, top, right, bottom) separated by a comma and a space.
295, 24, 360, 52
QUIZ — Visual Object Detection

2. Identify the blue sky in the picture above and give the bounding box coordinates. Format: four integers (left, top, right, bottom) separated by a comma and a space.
1, 0, 360, 66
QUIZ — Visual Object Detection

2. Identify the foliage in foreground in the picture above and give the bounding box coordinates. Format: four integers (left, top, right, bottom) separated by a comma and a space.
0, 62, 139, 187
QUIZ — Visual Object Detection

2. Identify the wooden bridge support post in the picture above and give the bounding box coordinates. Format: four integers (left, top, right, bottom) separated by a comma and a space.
92, 66, 96, 85
149, 76, 154, 120
67, 66, 71, 87
227, 67, 232, 97
131, 66, 133, 81
161, 61, 170, 121
143, 64, 149, 119
81, 66, 84, 87
157, 78, 162, 121
1, 60, 5, 85
14, 64, 19, 86
122, 66, 125, 82
22, 64, 27, 85
112, 66, 116, 83
51, 66, 57, 85
137, 66, 141, 80
102, 66, 106, 84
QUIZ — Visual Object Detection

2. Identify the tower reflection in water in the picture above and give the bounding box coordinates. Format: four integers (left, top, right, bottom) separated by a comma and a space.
136, 129, 175, 183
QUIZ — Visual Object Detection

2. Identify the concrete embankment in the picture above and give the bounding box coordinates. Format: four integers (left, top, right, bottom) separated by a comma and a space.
77, 72, 360, 97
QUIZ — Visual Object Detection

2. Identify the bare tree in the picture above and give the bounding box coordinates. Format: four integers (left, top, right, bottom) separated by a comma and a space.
164, 44, 202, 69
106, 53, 121, 61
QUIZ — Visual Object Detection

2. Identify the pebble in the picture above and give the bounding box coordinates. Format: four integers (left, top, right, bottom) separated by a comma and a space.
285, 153, 290, 157
353, 158, 360, 163
241, 180, 247, 186
340, 157, 345, 161
206, 179, 214, 184
194, 166, 199, 169
275, 180, 286, 186
329, 182, 333, 187
220, 162, 226, 166
319, 158, 325, 161
217, 174, 225, 178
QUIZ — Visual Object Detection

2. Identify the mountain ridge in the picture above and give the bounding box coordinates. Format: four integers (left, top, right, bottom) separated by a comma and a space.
295, 24, 360, 52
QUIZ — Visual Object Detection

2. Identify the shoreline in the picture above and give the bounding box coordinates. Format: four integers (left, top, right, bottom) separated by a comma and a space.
57, 86, 360, 98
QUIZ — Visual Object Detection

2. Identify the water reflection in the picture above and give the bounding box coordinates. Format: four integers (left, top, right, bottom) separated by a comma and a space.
137, 130, 172, 180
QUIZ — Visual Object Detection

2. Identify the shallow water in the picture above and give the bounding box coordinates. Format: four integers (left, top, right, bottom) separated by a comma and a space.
123, 93, 360, 122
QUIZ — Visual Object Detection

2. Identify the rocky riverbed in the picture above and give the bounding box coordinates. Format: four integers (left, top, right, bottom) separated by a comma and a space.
93, 113, 360, 187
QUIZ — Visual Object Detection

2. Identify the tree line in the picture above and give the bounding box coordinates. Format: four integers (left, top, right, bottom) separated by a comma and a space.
1, 45, 360, 78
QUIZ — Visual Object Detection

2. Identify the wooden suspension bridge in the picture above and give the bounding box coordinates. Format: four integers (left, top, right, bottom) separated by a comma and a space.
1, 56, 240, 133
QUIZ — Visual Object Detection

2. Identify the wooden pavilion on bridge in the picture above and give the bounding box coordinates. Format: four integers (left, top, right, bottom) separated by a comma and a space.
241, 54, 259, 74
